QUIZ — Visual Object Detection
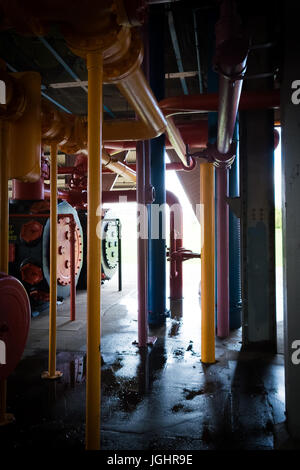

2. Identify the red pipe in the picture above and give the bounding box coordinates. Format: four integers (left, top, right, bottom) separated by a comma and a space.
159, 89, 280, 115
214, 0, 249, 337
58, 167, 77, 175
105, 121, 208, 151
69, 217, 76, 322
166, 191, 183, 301
12, 178, 45, 200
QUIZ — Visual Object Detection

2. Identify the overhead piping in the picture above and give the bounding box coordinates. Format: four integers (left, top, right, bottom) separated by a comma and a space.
192, 9, 204, 94
167, 10, 188, 95
6, 61, 73, 114
38, 36, 115, 118
213, 0, 249, 338
159, 89, 280, 116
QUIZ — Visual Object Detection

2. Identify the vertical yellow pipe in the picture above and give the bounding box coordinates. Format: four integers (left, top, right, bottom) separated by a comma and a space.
86, 51, 102, 450
200, 162, 215, 363
0, 121, 10, 425
42, 143, 62, 380
0, 122, 8, 273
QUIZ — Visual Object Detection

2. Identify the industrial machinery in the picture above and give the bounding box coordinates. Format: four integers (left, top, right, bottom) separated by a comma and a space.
77, 209, 120, 290
8, 196, 120, 314
9, 198, 83, 314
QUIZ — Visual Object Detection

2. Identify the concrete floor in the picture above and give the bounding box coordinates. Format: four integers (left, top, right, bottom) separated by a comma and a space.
0, 263, 295, 450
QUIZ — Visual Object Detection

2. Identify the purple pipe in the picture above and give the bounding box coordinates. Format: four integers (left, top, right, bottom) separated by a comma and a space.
136, 141, 149, 348
214, 0, 249, 337
217, 167, 229, 338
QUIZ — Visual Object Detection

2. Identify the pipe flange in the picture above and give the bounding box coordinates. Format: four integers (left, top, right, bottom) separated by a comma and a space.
0, 71, 27, 121
64, 24, 123, 59
213, 62, 247, 82
41, 100, 73, 146
103, 28, 143, 83
194, 142, 236, 169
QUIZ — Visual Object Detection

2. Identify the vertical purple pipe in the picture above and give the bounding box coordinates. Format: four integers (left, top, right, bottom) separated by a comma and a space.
136, 141, 148, 348
217, 166, 229, 338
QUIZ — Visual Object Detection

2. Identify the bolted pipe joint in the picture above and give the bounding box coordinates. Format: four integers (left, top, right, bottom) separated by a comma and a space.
193, 141, 236, 169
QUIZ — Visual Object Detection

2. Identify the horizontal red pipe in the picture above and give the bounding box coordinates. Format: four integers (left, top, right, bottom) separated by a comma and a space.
12, 178, 45, 200
159, 89, 280, 115
105, 120, 208, 151
57, 166, 77, 175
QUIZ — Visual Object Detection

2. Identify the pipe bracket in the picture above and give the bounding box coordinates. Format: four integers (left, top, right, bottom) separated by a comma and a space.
193, 141, 236, 169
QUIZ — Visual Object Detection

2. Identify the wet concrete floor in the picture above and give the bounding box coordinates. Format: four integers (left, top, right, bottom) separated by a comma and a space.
0, 264, 295, 450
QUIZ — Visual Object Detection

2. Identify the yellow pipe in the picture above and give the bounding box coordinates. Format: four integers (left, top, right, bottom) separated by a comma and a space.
102, 149, 136, 182
0, 122, 8, 273
41, 66, 188, 166
103, 119, 159, 142
0, 121, 10, 426
200, 162, 215, 364
42, 143, 62, 380
86, 50, 102, 451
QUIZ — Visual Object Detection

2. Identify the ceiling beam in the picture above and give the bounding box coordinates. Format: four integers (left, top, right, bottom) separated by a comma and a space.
167, 10, 189, 95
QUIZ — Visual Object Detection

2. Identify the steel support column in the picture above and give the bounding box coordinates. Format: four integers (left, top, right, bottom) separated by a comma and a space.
240, 110, 276, 348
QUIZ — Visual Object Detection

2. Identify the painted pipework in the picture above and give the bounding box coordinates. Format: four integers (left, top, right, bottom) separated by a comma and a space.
159, 89, 279, 115
214, 0, 249, 338
148, 5, 168, 326
100, 190, 199, 303
193, 0, 249, 339
0, 67, 41, 183
229, 122, 242, 329
136, 141, 150, 347
216, 166, 229, 337
104, 121, 208, 151
58, 186, 192, 303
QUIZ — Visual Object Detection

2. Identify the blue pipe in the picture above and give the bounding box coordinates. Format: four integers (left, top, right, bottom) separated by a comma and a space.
229, 121, 242, 329
148, 5, 168, 326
